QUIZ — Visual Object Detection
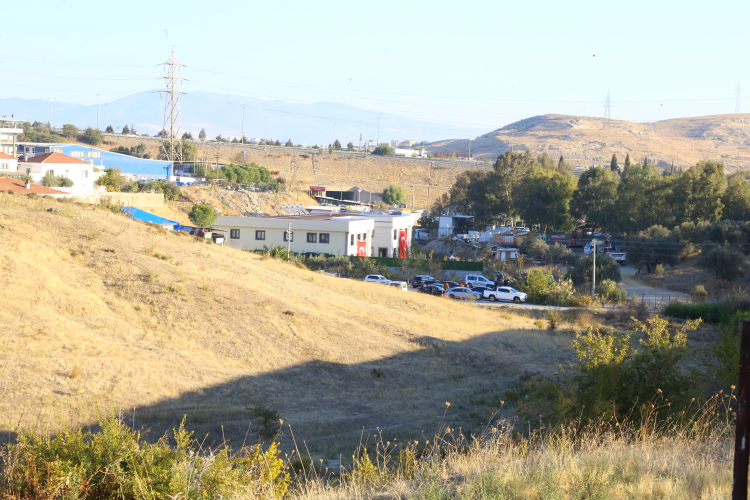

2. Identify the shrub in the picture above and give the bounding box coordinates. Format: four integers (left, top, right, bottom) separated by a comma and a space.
713, 311, 750, 389
249, 405, 282, 439
188, 204, 218, 228
83, 127, 104, 145
655, 263, 664, 275
570, 254, 621, 286
503, 388, 520, 402
699, 246, 748, 281
57, 176, 74, 188
372, 144, 395, 156
595, 279, 628, 304
662, 301, 731, 324
690, 285, 708, 303
547, 311, 561, 331
519, 237, 549, 258
518, 269, 573, 306
547, 243, 579, 266
382, 184, 406, 205
1, 414, 290, 500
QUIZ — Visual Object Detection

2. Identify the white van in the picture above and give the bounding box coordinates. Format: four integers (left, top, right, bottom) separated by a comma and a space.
387, 281, 408, 291
466, 274, 493, 288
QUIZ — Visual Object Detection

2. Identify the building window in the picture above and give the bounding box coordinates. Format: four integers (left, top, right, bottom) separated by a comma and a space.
230, 229, 240, 239
319, 233, 329, 244
284, 231, 293, 242
53, 148, 62, 153
255, 230, 265, 240
0, 163, 7, 170
70, 151, 84, 158
48, 170, 54, 176
307, 232, 317, 243
81, 170, 88, 178
350, 234, 354, 246
393, 229, 397, 240
89, 151, 101, 158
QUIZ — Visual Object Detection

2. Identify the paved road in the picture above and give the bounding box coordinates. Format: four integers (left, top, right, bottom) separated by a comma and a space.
619, 266, 688, 299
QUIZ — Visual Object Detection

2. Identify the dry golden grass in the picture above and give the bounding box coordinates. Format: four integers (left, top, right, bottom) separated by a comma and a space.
0, 192, 574, 456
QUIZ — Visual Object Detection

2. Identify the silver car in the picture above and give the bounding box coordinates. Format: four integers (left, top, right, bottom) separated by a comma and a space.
446, 287, 481, 301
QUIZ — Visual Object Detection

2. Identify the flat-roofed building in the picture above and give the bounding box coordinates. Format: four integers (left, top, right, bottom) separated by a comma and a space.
213, 213, 376, 256
338, 211, 421, 258
0, 117, 23, 157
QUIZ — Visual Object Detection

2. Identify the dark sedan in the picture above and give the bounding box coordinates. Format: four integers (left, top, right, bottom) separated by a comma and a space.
468, 285, 496, 296
419, 284, 446, 296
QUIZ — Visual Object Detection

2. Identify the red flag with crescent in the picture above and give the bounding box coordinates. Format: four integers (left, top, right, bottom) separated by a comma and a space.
398, 230, 408, 258
357, 241, 367, 257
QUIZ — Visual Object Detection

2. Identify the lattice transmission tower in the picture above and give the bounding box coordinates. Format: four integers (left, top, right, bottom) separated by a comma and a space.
159, 47, 184, 163
736, 84, 742, 114
603, 90, 611, 129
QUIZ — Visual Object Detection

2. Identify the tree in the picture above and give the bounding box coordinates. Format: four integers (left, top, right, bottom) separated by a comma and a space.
347, 142, 354, 151
274, 140, 281, 146
571, 166, 620, 230
372, 144, 395, 156
722, 174, 750, 220
610, 154, 618, 172
570, 253, 621, 285
105, 125, 114, 133
188, 204, 218, 228
624, 153, 631, 167
611, 163, 662, 234
182, 132, 193, 140
122, 125, 130, 135
515, 167, 577, 232
199, 128, 207, 140
698, 246, 748, 281
623, 225, 681, 273
57, 176, 74, 187
675, 160, 727, 223
382, 185, 406, 205
285, 139, 293, 147
62, 124, 79, 139
333, 139, 342, 150
83, 127, 104, 146
95, 168, 128, 192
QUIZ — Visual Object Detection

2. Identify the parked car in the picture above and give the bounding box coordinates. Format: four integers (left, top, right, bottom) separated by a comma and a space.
465, 274, 493, 288
440, 281, 462, 289
388, 281, 408, 291
469, 285, 496, 296
419, 284, 446, 296
411, 275, 436, 288
483, 286, 527, 303
446, 287, 482, 300
364, 275, 390, 284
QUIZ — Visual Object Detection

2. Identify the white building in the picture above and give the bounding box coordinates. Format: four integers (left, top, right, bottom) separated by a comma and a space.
0, 152, 18, 173
19, 152, 100, 195
347, 211, 421, 257
0, 117, 23, 157
213, 213, 376, 256
394, 148, 425, 158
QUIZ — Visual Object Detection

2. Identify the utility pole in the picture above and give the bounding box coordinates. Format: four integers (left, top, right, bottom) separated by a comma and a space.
376, 117, 381, 149
158, 47, 184, 163
603, 90, 611, 130
334, 122, 337, 145
241, 106, 245, 144
264, 117, 267, 149
96, 94, 100, 130
733, 321, 750, 500
592, 240, 598, 298
359, 133, 362, 153
365, 124, 368, 155
53, 97, 56, 130
468, 130, 471, 160
46, 98, 50, 126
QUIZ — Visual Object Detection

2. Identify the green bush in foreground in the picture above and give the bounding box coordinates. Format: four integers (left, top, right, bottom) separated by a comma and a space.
0, 414, 289, 500
595, 279, 628, 304
662, 301, 732, 324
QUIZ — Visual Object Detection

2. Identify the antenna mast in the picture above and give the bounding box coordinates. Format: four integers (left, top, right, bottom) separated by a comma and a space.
603, 90, 611, 129
736, 85, 742, 114
159, 47, 184, 163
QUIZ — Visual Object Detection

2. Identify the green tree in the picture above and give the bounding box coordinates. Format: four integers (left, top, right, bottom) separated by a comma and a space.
62, 124, 79, 139
372, 144, 395, 156
57, 176, 74, 187
675, 160, 727, 223
83, 127, 104, 146
95, 168, 128, 192
571, 165, 620, 230
122, 125, 130, 135
188, 204, 218, 228
105, 125, 114, 133
570, 253, 621, 285
382, 185, 406, 205
623, 225, 681, 273
199, 128, 206, 140
611, 163, 662, 234
624, 153, 631, 167
347, 142, 354, 151
182, 132, 193, 140
285, 139, 293, 147
610, 154, 618, 171
722, 173, 750, 220
274, 140, 281, 146
515, 166, 577, 232
698, 246, 748, 281
333, 139, 341, 150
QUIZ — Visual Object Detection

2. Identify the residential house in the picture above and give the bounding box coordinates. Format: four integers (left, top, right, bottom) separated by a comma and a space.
0, 152, 18, 173
19, 152, 99, 195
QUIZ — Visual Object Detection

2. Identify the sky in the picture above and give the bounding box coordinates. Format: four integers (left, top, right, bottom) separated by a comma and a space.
1, 0, 749, 141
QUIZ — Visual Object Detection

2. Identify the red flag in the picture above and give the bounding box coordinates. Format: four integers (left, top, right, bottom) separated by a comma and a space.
357, 240, 367, 257
398, 230, 408, 258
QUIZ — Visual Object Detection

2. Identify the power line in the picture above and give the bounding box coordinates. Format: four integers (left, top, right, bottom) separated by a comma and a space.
159, 47, 183, 163
603, 90, 611, 129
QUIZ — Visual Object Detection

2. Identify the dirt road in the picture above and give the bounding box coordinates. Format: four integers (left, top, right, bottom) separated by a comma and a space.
619, 266, 689, 299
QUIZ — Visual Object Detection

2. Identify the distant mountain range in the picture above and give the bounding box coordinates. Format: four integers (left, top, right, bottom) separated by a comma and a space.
0, 92, 463, 146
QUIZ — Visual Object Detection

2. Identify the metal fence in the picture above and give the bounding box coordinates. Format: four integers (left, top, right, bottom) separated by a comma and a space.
640, 293, 689, 308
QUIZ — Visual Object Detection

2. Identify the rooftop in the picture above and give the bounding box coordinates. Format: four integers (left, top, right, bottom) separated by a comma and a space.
0, 178, 67, 195
0, 152, 16, 160
20, 152, 91, 165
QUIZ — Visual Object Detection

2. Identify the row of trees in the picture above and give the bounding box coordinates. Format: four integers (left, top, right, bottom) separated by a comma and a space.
21, 122, 103, 145
436, 151, 750, 235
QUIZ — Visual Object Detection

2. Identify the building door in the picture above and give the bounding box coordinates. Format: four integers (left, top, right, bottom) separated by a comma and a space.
378, 247, 388, 257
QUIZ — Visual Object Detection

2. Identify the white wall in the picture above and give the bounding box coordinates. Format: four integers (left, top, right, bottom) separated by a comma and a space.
21, 161, 98, 194
0, 158, 18, 173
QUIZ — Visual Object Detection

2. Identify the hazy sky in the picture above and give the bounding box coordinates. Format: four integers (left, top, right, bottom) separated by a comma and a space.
1, 0, 749, 138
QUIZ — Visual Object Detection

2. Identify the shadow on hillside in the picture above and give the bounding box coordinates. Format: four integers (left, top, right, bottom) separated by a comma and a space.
2, 330, 573, 456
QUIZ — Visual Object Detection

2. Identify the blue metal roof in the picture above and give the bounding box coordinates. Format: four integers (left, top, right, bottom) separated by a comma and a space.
18, 143, 172, 178
123, 207, 178, 226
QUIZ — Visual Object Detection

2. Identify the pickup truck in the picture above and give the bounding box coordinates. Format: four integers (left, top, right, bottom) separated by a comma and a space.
484, 286, 527, 303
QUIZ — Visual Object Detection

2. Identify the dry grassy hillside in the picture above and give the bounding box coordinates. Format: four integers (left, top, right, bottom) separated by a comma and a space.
430, 113, 750, 172
0, 192, 573, 456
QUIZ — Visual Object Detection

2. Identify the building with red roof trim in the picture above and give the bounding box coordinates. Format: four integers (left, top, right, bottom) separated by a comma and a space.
0, 177, 68, 196
19, 152, 100, 194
